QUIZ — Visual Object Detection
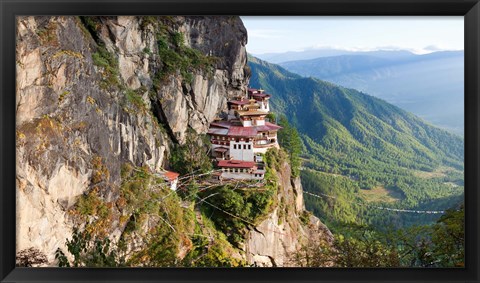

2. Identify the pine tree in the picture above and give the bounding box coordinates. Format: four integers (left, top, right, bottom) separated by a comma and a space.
278, 116, 302, 177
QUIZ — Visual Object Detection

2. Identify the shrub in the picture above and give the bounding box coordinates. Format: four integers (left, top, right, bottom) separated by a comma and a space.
16, 247, 48, 267
91, 44, 121, 90
55, 228, 122, 267
169, 132, 212, 175
76, 189, 109, 218
154, 29, 217, 86
125, 88, 147, 111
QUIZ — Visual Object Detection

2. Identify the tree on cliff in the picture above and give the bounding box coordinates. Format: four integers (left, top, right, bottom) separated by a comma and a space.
277, 115, 302, 177
170, 131, 213, 175
289, 205, 464, 267
55, 228, 122, 267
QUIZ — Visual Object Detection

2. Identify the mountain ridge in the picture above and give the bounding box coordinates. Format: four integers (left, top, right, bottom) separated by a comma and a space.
254, 48, 462, 64
248, 55, 464, 228
276, 51, 464, 135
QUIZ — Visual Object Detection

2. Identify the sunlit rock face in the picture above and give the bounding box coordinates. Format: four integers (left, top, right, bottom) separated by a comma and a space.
15, 15, 331, 266
245, 161, 333, 267
15, 15, 248, 264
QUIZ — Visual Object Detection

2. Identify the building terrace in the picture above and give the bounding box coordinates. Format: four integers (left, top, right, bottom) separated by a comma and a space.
207, 87, 281, 180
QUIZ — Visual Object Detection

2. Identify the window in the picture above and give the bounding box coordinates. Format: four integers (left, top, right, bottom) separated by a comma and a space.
243, 144, 247, 149
248, 144, 251, 149
233, 144, 237, 149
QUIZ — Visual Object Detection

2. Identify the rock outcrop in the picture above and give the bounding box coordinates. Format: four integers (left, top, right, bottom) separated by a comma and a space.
15, 15, 331, 266
246, 161, 333, 267
15, 16, 248, 263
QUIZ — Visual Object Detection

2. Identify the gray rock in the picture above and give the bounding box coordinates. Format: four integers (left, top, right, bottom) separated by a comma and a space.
16, 15, 332, 267
245, 161, 333, 267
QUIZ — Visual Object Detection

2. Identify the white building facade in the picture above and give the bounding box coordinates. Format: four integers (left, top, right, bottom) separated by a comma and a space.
207, 87, 281, 180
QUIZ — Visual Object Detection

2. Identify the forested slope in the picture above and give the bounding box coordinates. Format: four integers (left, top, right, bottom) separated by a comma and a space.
248, 55, 464, 229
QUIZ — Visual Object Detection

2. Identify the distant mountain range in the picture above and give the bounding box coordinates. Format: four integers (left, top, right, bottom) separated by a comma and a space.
270, 50, 464, 135
253, 49, 417, 63
248, 55, 464, 227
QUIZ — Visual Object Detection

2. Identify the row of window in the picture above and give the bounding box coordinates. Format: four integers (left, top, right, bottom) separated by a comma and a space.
212, 136, 253, 142
213, 140, 229, 145
222, 168, 249, 173
211, 136, 228, 141
233, 144, 252, 150
220, 168, 264, 178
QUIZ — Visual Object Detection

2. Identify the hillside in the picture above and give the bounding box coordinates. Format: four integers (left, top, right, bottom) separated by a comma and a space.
248, 56, 464, 229
15, 16, 331, 267
278, 51, 464, 135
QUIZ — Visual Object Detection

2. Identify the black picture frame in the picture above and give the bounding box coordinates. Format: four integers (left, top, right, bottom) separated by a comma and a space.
1, 0, 479, 282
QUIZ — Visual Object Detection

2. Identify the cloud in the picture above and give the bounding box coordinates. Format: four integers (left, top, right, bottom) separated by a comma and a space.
302, 44, 404, 52
424, 45, 444, 51
416, 45, 463, 54
300, 44, 463, 55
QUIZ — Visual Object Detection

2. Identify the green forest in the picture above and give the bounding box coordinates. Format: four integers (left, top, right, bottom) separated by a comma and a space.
248, 55, 465, 267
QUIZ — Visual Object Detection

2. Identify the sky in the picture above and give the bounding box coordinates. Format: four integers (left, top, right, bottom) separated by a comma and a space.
240, 16, 464, 55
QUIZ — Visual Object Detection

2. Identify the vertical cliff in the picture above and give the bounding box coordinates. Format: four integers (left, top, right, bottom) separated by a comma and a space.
16, 15, 248, 263
244, 150, 333, 267
15, 16, 331, 266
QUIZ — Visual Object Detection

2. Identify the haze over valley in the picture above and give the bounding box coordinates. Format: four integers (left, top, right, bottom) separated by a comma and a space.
275, 50, 464, 135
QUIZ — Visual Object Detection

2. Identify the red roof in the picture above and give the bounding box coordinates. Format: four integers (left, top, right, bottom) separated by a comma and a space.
251, 93, 271, 98
256, 122, 282, 132
210, 121, 233, 129
207, 127, 229, 135
228, 126, 257, 137
164, 171, 179, 181
217, 160, 256, 168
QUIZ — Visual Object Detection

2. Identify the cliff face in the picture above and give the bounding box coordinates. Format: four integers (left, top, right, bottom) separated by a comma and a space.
15, 15, 331, 266
16, 16, 248, 263
245, 160, 333, 267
